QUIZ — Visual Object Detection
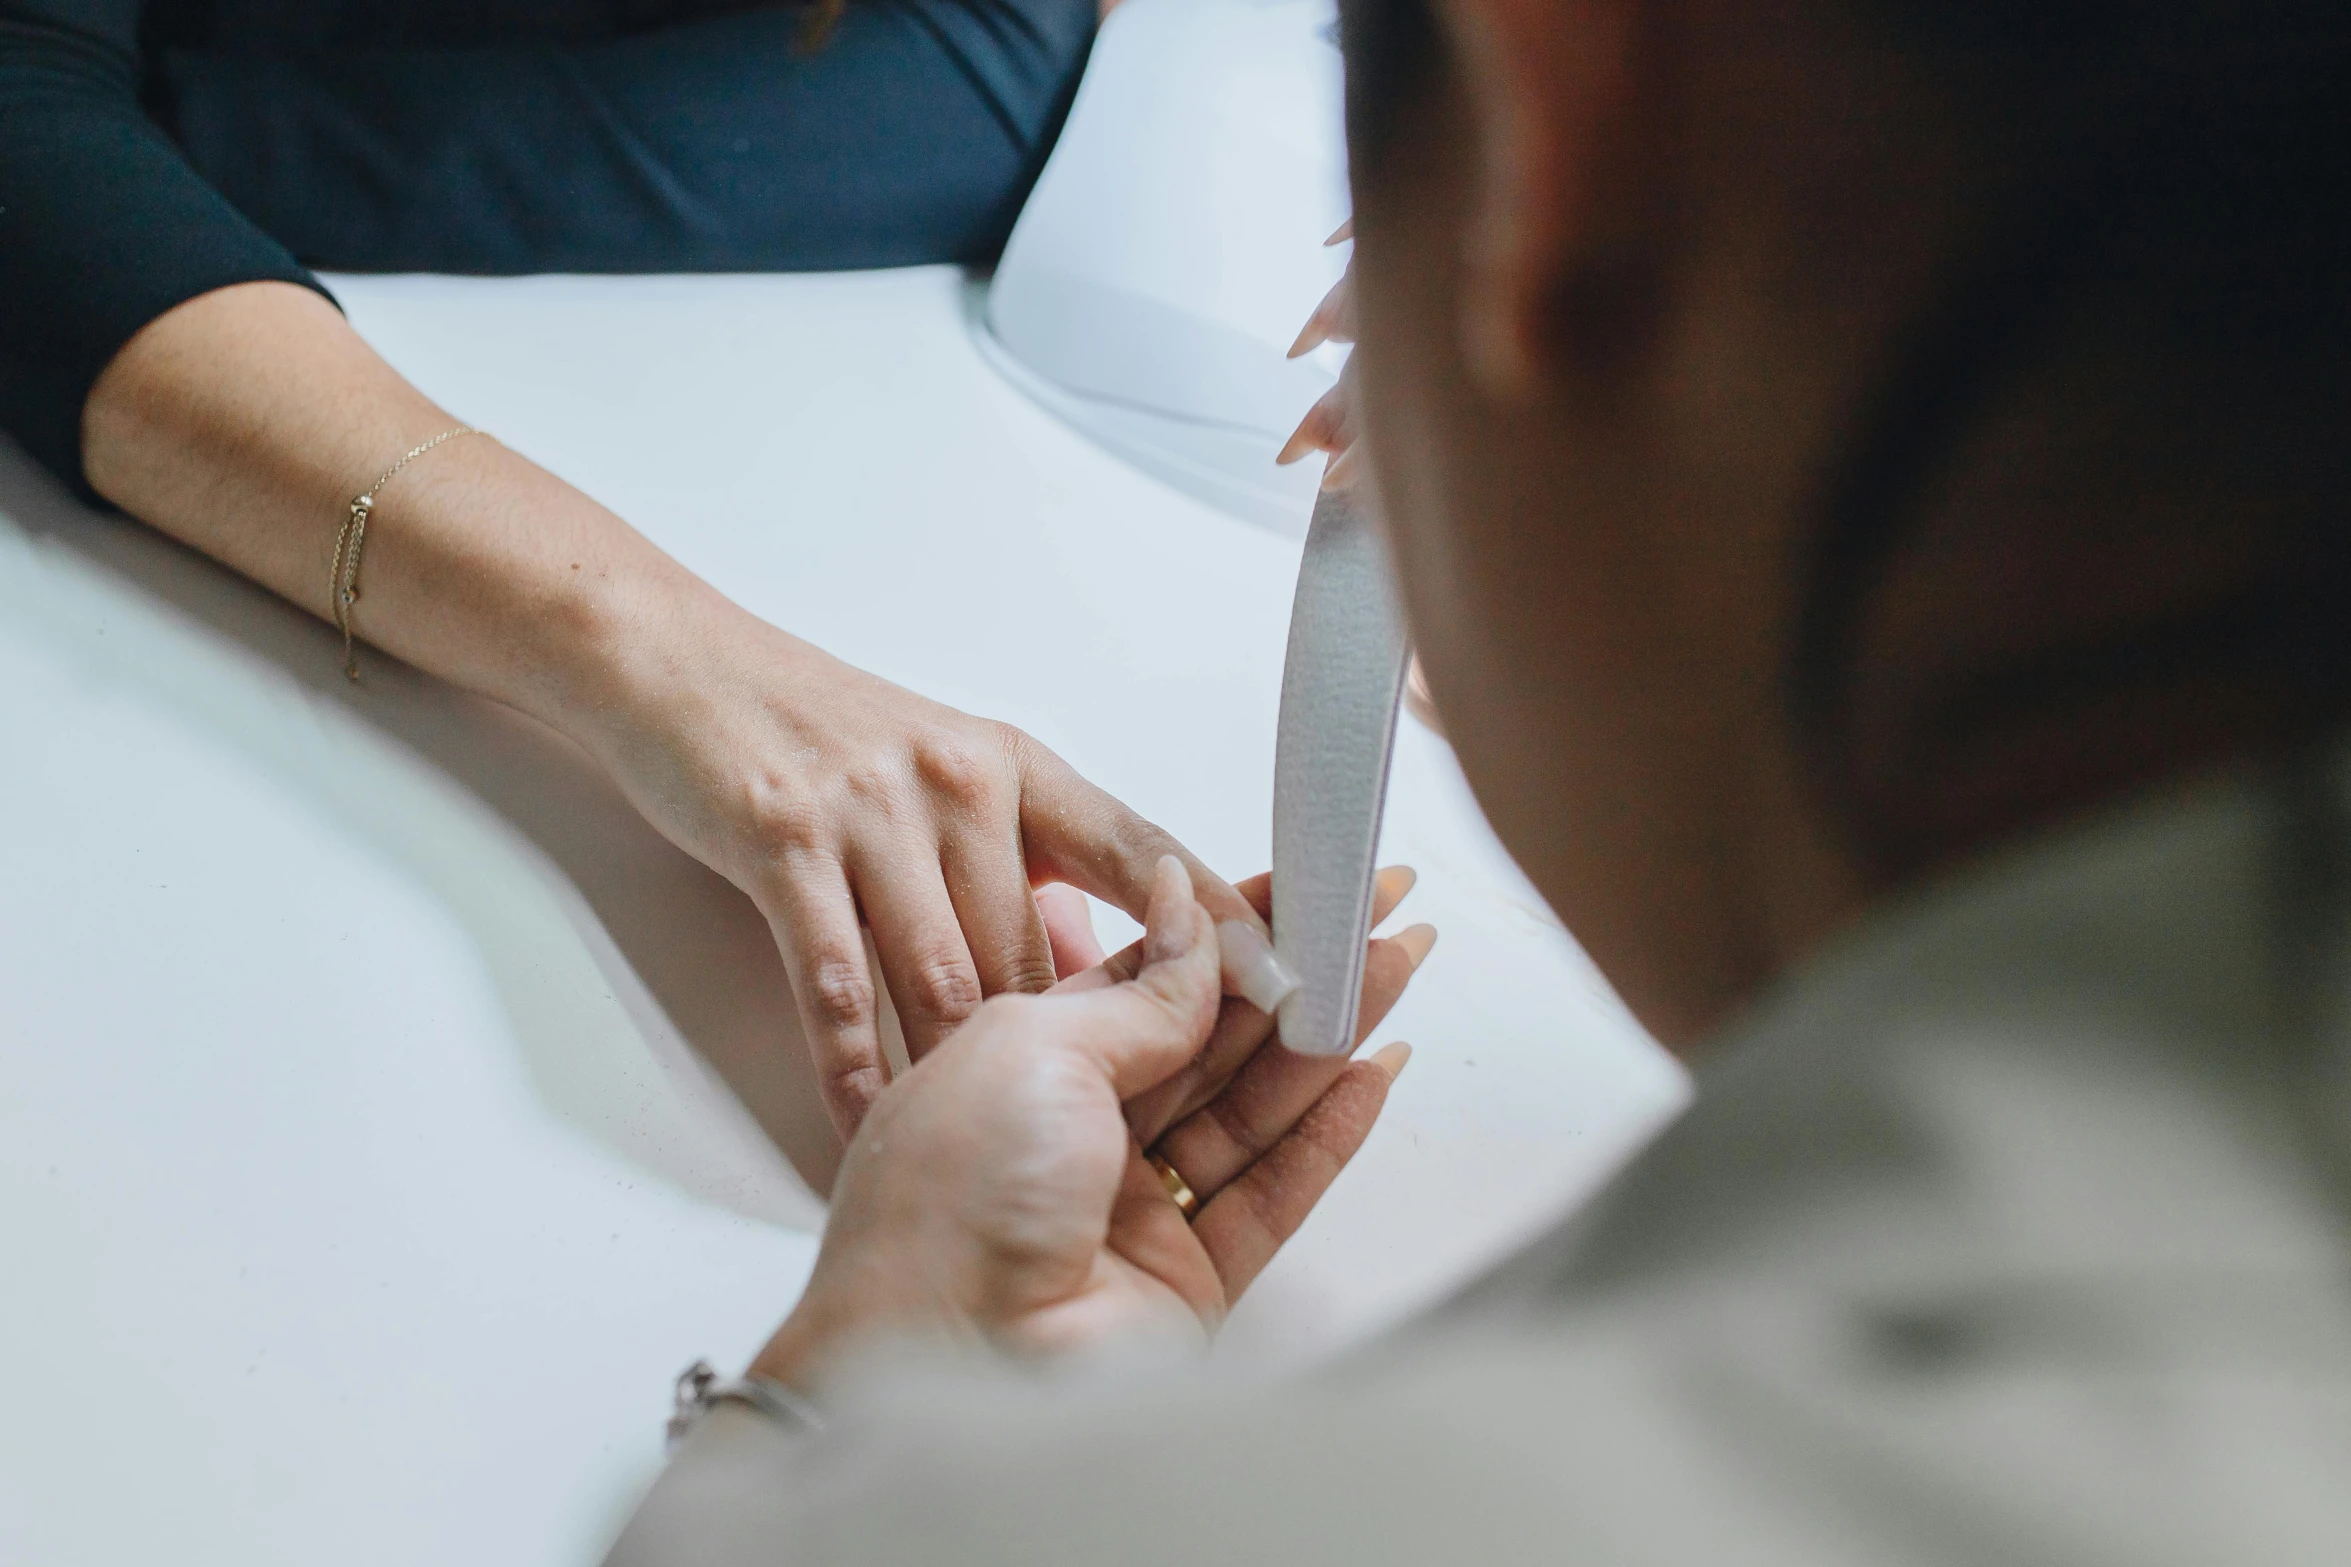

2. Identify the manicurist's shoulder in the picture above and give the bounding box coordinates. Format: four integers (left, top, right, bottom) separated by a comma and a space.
1546, 762, 2351, 1305
619, 1268, 2351, 1567
612, 768, 2351, 1567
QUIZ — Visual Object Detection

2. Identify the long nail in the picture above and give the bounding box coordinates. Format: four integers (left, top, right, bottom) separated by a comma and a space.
1391, 923, 1438, 971
1374, 865, 1418, 908
1325, 218, 1354, 246
1276, 421, 1318, 466
1288, 277, 1349, 358
1219, 920, 1301, 1015
1371, 1040, 1412, 1078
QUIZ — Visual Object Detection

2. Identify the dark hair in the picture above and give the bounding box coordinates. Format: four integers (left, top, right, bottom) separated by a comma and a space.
1798, 6, 2351, 861
1337, 0, 1443, 175
1337, 0, 2351, 865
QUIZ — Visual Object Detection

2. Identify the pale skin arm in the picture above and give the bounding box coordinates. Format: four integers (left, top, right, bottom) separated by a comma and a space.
84, 280, 1279, 1138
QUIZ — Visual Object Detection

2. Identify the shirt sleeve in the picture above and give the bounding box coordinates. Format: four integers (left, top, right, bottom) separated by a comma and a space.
0, 0, 332, 491
151, 0, 1097, 278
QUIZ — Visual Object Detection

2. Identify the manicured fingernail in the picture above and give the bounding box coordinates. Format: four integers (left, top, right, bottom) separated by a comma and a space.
1325, 219, 1354, 246
1219, 920, 1300, 1015
1276, 423, 1317, 466
1288, 278, 1349, 357
1374, 865, 1418, 907
1392, 923, 1438, 971
1143, 855, 1195, 964
1371, 1040, 1412, 1078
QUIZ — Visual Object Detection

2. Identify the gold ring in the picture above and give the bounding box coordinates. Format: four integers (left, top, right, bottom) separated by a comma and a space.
1146, 1152, 1199, 1221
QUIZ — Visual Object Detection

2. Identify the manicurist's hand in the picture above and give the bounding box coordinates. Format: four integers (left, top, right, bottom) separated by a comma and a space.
753, 857, 1428, 1384
1276, 231, 1442, 732
1279, 219, 1365, 492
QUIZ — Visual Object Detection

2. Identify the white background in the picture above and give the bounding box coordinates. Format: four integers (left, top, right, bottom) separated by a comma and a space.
0, 269, 1685, 1565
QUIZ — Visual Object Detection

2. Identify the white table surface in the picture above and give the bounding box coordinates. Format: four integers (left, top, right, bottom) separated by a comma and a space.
0, 267, 1686, 1565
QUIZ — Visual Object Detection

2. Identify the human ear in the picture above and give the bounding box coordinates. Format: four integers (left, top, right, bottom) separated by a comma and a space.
1429, 0, 1645, 399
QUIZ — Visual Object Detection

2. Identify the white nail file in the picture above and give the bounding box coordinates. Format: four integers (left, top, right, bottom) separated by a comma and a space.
1271, 487, 1412, 1055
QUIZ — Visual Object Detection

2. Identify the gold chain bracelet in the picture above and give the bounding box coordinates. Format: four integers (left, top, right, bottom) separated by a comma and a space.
330, 426, 490, 681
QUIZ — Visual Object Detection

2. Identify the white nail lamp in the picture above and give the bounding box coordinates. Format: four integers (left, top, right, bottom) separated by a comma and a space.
977, 0, 1352, 539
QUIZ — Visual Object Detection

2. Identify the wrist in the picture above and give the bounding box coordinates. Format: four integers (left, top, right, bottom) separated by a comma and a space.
752, 1238, 988, 1394
749, 1302, 839, 1396
330, 434, 759, 746
518, 547, 765, 763
750, 1286, 950, 1396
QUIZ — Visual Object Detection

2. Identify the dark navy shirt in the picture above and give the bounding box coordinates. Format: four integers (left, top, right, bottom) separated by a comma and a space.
0, 0, 1094, 485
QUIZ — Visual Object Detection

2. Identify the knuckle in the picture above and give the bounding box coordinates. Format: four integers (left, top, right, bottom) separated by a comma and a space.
742, 777, 830, 857
901, 950, 983, 1023
823, 1061, 889, 1126
990, 720, 1040, 769
999, 953, 1061, 997
1107, 809, 1176, 869
838, 762, 909, 815
1146, 973, 1207, 1036
1234, 1175, 1291, 1245
913, 732, 1007, 811
1204, 1092, 1278, 1162
803, 955, 878, 1033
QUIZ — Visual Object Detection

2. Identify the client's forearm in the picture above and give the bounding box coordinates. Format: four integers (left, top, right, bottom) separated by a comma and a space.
78, 280, 1267, 1142
79, 280, 723, 737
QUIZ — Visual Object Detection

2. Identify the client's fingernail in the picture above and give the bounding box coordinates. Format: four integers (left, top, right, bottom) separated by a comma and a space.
1374, 865, 1418, 906
1325, 219, 1354, 246
1392, 923, 1439, 971
1276, 424, 1316, 466
1371, 1040, 1413, 1078
1219, 920, 1301, 1015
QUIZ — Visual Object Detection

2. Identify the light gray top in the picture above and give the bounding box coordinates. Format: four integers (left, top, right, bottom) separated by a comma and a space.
609, 755, 2351, 1565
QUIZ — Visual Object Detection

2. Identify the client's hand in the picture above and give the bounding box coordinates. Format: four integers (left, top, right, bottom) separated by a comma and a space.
753, 857, 1425, 1385
77, 279, 1276, 1150
585, 612, 1273, 1142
